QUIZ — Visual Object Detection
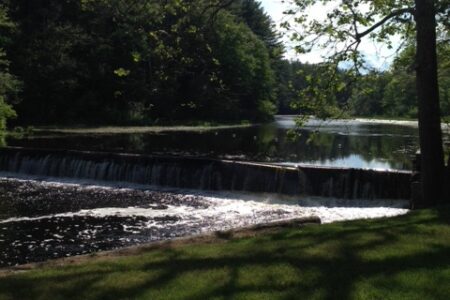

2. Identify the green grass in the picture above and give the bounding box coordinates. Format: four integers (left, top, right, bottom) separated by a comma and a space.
0, 207, 449, 300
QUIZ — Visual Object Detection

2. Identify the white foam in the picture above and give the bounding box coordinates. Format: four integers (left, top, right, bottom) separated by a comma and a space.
0, 177, 409, 227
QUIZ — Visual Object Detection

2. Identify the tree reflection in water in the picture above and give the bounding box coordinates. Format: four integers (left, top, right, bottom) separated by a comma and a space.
5, 118, 426, 170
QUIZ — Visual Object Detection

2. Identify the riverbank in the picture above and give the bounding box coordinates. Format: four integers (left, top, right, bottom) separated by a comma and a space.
29, 124, 256, 135
0, 206, 448, 300
279, 115, 450, 129
341, 115, 450, 124
3, 120, 257, 137
8, 115, 450, 136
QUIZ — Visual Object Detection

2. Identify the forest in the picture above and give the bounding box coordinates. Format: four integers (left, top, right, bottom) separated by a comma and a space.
0, 1, 449, 295
0, 0, 449, 130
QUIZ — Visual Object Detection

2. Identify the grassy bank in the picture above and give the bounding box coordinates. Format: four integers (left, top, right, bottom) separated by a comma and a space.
4, 120, 256, 136
0, 207, 449, 300
31, 124, 255, 135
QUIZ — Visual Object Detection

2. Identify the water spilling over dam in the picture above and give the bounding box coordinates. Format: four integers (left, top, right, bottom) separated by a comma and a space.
0, 143, 413, 267
0, 147, 412, 200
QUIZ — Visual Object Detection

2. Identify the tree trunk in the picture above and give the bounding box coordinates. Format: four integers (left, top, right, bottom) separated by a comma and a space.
414, 0, 445, 206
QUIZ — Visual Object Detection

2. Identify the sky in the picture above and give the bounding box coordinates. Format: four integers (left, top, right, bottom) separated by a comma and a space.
259, 0, 400, 69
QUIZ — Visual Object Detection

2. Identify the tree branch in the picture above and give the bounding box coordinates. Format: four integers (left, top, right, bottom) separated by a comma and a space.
355, 8, 414, 41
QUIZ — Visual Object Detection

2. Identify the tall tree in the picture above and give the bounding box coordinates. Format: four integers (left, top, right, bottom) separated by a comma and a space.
285, 0, 450, 205
414, 0, 445, 206
0, 4, 19, 138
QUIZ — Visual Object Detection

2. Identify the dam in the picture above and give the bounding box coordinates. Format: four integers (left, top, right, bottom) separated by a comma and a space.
0, 147, 412, 200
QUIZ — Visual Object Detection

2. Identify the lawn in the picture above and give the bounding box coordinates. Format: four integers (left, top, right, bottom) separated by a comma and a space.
0, 207, 449, 300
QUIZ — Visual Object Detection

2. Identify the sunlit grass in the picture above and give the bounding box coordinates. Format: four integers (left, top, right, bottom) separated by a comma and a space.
0, 207, 449, 300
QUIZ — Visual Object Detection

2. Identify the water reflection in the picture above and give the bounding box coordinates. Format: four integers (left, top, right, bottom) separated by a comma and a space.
5, 117, 430, 170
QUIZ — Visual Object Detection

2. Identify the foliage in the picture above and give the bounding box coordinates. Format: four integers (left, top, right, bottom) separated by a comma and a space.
0, 5, 19, 134
0, 207, 449, 299
347, 45, 450, 118
348, 71, 391, 117
437, 43, 450, 116
282, 0, 449, 119
3, 0, 280, 125
232, 0, 283, 59
284, 0, 450, 203
212, 12, 276, 120
277, 60, 317, 114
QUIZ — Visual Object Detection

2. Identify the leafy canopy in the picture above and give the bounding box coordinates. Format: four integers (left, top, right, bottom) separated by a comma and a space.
283, 0, 449, 120
4, 0, 280, 125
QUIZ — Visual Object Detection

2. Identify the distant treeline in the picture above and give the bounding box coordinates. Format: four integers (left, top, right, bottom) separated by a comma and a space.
346, 45, 450, 119
279, 45, 450, 119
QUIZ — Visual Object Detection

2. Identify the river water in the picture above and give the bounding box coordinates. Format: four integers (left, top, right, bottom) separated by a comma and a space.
1, 116, 445, 267
7, 116, 445, 171
0, 177, 409, 267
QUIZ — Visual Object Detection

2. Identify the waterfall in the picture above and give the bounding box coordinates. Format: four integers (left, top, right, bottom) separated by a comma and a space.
0, 147, 412, 200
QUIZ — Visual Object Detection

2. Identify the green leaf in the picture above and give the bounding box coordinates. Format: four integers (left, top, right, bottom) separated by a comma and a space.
114, 68, 131, 77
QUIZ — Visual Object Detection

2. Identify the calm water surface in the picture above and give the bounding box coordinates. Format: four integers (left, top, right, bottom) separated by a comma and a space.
6, 116, 440, 170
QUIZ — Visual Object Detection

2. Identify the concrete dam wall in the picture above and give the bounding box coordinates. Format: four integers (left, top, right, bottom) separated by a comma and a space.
0, 147, 412, 200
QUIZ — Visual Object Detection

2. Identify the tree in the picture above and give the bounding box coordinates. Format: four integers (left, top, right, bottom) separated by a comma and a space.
212, 12, 276, 121
4, 0, 279, 124
0, 4, 19, 139
349, 71, 391, 117
346, 44, 450, 118
231, 0, 283, 59
285, 0, 450, 205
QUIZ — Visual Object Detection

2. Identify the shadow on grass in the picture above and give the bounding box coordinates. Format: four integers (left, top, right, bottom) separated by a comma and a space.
0, 207, 449, 300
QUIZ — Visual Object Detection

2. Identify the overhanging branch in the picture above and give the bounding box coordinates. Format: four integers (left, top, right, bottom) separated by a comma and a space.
355, 8, 415, 41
